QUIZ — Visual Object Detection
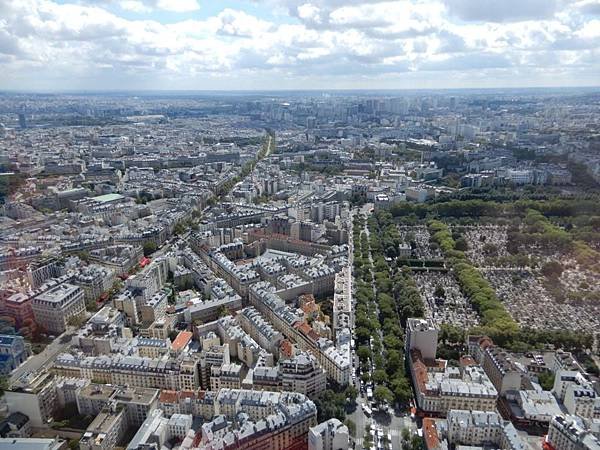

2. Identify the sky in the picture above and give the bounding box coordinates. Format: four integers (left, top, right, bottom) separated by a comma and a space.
0, 0, 599, 91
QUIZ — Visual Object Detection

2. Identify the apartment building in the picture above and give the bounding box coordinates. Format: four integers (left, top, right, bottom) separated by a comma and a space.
1, 292, 36, 330
196, 389, 318, 450
280, 352, 327, 399
5, 371, 58, 427
32, 283, 86, 334
210, 363, 243, 391
546, 415, 600, 450
73, 265, 114, 304
249, 283, 350, 385
308, 418, 349, 450
79, 408, 127, 450
445, 409, 526, 450
407, 319, 497, 416
237, 306, 283, 356
52, 353, 188, 390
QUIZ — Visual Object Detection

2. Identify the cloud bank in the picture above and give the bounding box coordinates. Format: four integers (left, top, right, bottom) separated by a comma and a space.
0, 0, 599, 90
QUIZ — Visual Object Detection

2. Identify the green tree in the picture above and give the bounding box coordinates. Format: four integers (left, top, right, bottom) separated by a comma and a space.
344, 385, 358, 401
372, 369, 388, 385
538, 371, 556, 391
344, 419, 356, 437
541, 260, 564, 279
143, 241, 157, 257
357, 346, 372, 364
391, 376, 412, 405
374, 385, 394, 405
454, 237, 469, 251
433, 284, 445, 298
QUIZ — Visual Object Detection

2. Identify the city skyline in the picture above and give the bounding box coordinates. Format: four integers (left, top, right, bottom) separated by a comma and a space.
1, 0, 600, 91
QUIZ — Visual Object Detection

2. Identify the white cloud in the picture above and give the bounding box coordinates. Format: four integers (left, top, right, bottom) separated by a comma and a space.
0, 0, 599, 90
296, 3, 322, 24
119, 1, 152, 13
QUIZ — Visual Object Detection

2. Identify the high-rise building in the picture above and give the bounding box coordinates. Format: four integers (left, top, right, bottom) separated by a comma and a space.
405, 318, 438, 360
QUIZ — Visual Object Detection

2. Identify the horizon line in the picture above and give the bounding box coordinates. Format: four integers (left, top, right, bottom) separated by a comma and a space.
2, 85, 600, 96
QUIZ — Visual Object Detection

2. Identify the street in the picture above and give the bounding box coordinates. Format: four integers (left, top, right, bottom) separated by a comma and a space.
349, 395, 417, 450
349, 203, 418, 450
10, 328, 74, 385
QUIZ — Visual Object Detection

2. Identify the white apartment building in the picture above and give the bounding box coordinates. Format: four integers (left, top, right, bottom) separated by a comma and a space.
32, 282, 86, 334
546, 415, 600, 450
445, 409, 526, 450
80, 409, 127, 450
407, 318, 497, 415
308, 418, 349, 450
280, 352, 327, 399
405, 318, 438, 360
553, 370, 600, 419
167, 413, 193, 439
5, 371, 58, 427
564, 386, 600, 419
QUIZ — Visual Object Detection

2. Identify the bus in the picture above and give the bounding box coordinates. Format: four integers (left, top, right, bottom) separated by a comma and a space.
362, 404, 372, 416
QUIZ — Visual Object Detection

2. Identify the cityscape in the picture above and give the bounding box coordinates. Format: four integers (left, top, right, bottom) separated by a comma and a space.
1, 1, 600, 450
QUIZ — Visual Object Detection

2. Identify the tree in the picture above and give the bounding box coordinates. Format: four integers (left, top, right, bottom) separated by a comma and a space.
67, 314, 86, 328
344, 419, 356, 437
357, 346, 372, 364
541, 260, 564, 279
374, 385, 394, 405
483, 243, 498, 256
538, 371, 555, 391
372, 369, 388, 385
386, 350, 402, 375
440, 324, 464, 344
344, 385, 358, 402
391, 376, 412, 405
314, 389, 346, 422
401, 428, 411, 447
75, 251, 90, 263
454, 237, 469, 251
433, 284, 445, 298
409, 435, 425, 450
143, 241, 157, 257
218, 305, 230, 318
174, 221, 187, 235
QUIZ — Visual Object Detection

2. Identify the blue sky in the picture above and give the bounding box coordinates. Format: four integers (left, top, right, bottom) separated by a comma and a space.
1, 0, 600, 91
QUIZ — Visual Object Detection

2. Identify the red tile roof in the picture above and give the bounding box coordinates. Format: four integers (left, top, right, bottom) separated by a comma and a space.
171, 331, 193, 351
410, 349, 429, 395
423, 418, 441, 450
460, 355, 477, 366
280, 340, 294, 358
159, 390, 178, 403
